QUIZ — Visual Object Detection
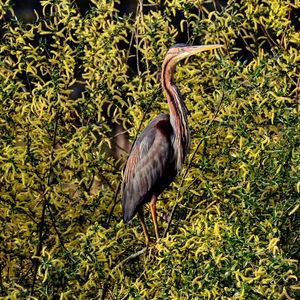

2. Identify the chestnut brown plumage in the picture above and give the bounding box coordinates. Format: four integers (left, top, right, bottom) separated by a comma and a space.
121, 44, 223, 245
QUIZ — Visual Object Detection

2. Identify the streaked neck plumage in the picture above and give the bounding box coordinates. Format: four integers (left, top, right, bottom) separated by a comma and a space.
161, 55, 190, 172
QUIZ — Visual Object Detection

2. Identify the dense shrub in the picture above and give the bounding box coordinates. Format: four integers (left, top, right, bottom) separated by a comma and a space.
0, 0, 299, 298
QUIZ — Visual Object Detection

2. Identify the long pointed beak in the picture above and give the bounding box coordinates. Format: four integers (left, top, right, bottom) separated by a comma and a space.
186, 44, 224, 55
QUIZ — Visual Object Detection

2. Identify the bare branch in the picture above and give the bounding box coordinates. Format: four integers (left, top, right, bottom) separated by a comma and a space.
101, 247, 147, 299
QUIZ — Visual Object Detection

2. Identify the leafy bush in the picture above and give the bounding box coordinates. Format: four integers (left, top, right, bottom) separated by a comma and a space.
0, 0, 299, 298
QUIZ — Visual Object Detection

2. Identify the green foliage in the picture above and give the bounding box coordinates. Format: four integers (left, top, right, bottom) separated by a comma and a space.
0, 0, 299, 298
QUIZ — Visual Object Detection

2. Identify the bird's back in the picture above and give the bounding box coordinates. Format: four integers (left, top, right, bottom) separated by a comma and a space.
121, 114, 177, 222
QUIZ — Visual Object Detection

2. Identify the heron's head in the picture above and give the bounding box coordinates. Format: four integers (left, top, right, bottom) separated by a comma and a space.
165, 43, 223, 64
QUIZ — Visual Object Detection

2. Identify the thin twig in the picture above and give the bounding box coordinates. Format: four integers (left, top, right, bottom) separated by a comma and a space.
221, 32, 232, 61
129, 87, 160, 151
46, 203, 70, 255
31, 112, 59, 294
101, 247, 147, 299
260, 24, 276, 48
197, 0, 204, 18
105, 182, 121, 228
111, 247, 147, 273
260, 24, 290, 56
280, 4, 291, 48
138, 0, 150, 73
135, 4, 141, 76
120, 249, 156, 300
238, 29, 256, 59
163, 91, 225, 237
109, 129, 130, 140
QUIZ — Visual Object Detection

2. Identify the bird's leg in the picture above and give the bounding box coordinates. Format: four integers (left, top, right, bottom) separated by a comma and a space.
138, 208, 151, 245
150, 194, 160, 241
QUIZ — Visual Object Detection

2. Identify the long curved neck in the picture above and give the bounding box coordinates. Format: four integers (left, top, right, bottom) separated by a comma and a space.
161, 56, 190, 172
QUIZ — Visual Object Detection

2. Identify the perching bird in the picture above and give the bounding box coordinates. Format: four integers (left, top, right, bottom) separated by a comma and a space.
121, 43, 223, 245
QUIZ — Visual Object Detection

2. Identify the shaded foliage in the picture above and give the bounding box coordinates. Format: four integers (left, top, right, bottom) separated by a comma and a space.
0, 0, 299, 298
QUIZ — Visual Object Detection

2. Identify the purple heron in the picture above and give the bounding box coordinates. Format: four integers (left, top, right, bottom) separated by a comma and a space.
121, 44, 223, 245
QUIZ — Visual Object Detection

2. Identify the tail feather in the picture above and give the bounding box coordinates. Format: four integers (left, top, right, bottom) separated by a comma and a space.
122, 194, 144, 223
122, 196, 137, 223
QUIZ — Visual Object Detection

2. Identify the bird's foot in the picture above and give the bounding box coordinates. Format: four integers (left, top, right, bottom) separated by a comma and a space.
146, 240, 156, 247
145, 238, 161, 249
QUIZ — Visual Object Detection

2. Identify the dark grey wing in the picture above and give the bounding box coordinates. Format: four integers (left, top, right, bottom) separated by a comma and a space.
121, 114, 173, 222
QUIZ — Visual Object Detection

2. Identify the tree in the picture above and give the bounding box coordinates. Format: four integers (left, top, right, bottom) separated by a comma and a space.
0, 0, 299, 298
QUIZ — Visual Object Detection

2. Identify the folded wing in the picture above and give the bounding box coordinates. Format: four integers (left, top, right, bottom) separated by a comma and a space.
121, 114, 174, 222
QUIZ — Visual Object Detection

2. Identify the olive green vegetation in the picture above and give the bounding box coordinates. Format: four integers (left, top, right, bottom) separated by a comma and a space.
0, 0, 299, 298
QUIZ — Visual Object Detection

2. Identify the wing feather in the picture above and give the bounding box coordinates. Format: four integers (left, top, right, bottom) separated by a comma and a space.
121, 114, 174, 222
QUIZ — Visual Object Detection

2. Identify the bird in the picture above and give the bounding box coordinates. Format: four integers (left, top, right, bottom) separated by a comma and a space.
121, 43, 223, 245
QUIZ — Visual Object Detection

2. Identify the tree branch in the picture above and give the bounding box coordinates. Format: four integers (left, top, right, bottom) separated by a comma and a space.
105, 182, 121, 228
